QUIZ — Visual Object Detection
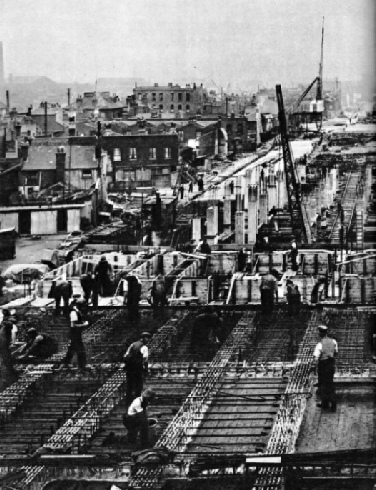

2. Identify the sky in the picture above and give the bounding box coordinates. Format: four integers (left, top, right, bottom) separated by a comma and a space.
0, 0, 375, 86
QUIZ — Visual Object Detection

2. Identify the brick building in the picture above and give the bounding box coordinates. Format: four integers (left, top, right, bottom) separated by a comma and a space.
102, 134, 179, 189
132, 83, 209, 117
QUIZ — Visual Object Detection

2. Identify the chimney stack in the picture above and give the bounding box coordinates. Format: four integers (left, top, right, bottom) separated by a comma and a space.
6, 90, 10, 114
56, 147, 66, 183
67, 88, 71, 106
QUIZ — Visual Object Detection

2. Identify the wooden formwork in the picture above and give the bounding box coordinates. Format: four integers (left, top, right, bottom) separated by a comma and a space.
341, 276, 376, 304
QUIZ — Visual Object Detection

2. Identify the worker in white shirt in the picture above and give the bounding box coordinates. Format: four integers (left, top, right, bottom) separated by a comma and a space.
124, 332, 151, 407
313, 325, 338, 412
125, 388, 156, 448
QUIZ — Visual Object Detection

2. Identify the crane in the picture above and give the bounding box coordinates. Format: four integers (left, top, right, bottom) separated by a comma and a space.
276, 84, 312, 244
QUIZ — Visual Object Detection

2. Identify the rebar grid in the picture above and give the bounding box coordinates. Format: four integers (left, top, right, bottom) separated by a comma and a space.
0, 310, 122, 426
251, 311, 319, 490
128, 312, 256, 488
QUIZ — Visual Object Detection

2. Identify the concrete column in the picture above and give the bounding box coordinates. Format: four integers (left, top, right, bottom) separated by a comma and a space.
207, 206, 218, 236
236, 176, 243, 212
310, 196, 317, 224
192, 218, 202, 243
243, 175, 249, 209
268, 184, 277, 210
235, 211, 245, 245
223, 199, 232, 229
259, 193, 268, 225
356, 209, 364, 252
248, 185, 258, 245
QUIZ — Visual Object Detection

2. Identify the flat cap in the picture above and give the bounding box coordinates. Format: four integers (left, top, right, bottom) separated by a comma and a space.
141, 331, 151, 338
318, 325, 328, 330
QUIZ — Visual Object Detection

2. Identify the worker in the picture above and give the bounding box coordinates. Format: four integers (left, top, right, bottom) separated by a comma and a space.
0, 318, 16, 377
125, 388, 156, 448
260, 271, 278, 314
94, 256, 113, 297
191, 307, 224, 352
290, 239, 299, 271
286, 279, 295, 316
313, 325, 338, 412
124, 332, 151, 407
229, 180, 234, 194
80, 272, 95, 304
179, 184, 184, 199
149, 274, 167, 319
188, 181, 193, 194
49, 280, 73, 316
126, 274, 142, 324
198, 238, 211, 255
197, 177, 204, 192
16, 328, 58, 362
291, 285, 301, 315
237, 248, 247, 272
0, 270, 5, 296
62, 300, 89, 370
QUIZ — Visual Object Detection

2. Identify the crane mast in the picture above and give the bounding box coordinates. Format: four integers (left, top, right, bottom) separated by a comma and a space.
276, 84, 311, 244
316, 17, 324, 101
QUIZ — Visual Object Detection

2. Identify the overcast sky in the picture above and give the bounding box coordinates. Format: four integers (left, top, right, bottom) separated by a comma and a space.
0, 0, 375, 85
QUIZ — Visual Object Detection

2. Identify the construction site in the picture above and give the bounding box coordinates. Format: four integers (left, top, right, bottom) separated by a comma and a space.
0, 73, 375, 488
1, 11, 376, 489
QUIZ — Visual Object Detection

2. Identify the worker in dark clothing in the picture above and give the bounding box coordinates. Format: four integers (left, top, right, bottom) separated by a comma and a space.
125, 388, 156, 448
49, 280, 73, 316
124, 332, 151, 407
0, 320, 15, 374
62, 300, 89, 370
313, 325, 338, 412
126, 274, 142, 324
290, 240, 299, 271
94, 256, 113, 297
197, 238, 211, 276
0, 272, 5, 296
229, 180, 234, 194
286, 279, 295, 316
191, 307, 224, 352
237, 248, 247, 272
260, 271, 278, 314
80, 272, 95, 304
179, 184, 184, 199
197, 177, 204, 192
17, 328, 58, 362
150, 275, 167, 319
291, 285, 301, 315
188, 181, 193, 193
199, 239, 211, 255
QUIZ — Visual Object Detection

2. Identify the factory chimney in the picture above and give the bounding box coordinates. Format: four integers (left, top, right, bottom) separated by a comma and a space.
67, 88, 71, 106
6, 90, 10, 114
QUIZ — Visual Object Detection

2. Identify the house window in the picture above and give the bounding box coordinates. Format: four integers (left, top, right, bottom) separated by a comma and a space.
138, 93, 141, 100
82, 169, 92, 178
237, 123, 244, 135
171, 92, 174, 101
186, 93, 190, 102
178, 104, 182, 111
178, 131, 184, 142
226, 123, 233, 134
152, 93, 156, 101
196, 131, 201, 139
113, 148, 121, 162
165, 147, 172, 159
186, 104, 190, 112
150, 148, 157, 159
178, 93, 182, 102
159, 104, 163, 111
170, 104, 174, 112
129, 148, 137, 159
159, 93, 163, 101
